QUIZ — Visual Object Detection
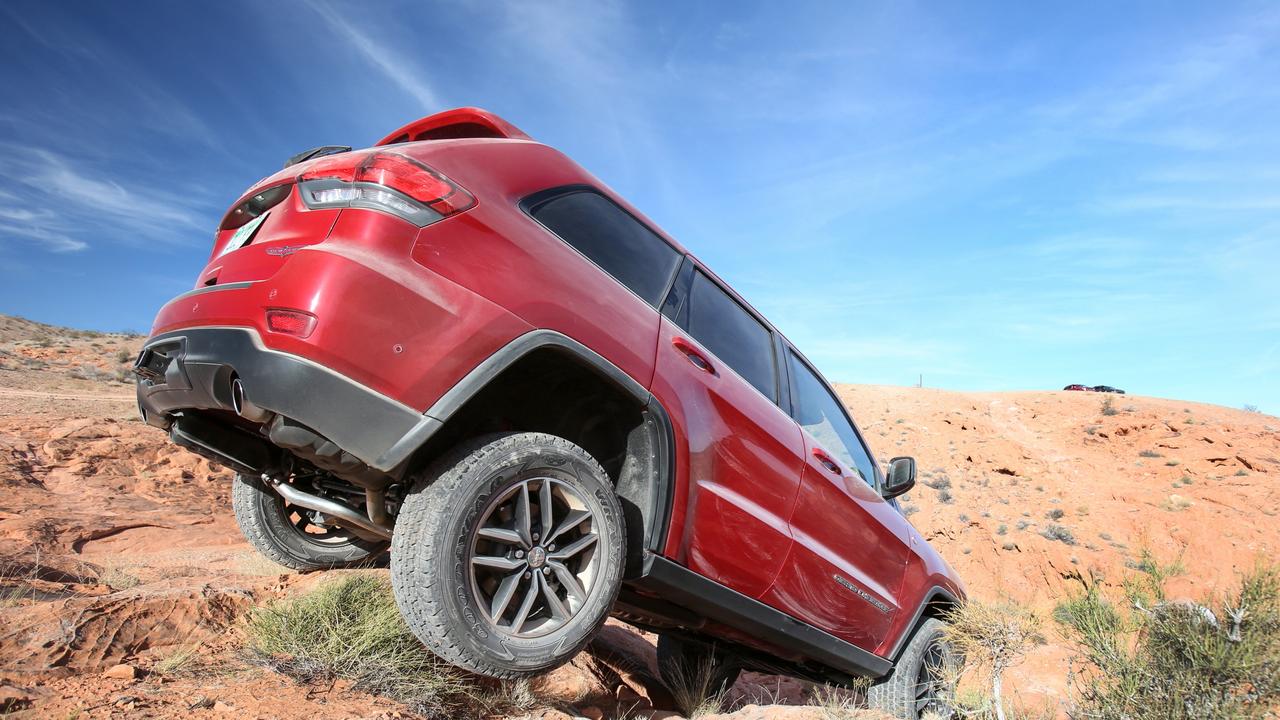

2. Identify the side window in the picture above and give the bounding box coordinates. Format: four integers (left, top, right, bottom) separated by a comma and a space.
787, 351, 877, 487
528, 190, 681, 307
686, 271, 777, 400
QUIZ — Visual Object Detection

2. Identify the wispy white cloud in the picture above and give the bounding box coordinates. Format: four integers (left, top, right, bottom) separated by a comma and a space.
0, 144, 213, 252
307, 2, 443, 112
0, 223, 87, 253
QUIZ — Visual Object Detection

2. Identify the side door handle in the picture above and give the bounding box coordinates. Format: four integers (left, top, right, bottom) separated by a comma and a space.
672, 337, 715, 375
812, 448, 843, 477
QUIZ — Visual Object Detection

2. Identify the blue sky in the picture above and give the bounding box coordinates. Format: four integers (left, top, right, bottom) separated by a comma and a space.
1, 2, 1277, 412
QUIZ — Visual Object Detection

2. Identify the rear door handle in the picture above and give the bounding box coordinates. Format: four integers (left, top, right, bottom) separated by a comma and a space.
812, 448, 843, 477
672, 337, 715, 374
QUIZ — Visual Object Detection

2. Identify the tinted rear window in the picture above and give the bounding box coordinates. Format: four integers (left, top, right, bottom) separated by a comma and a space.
687, 271, 777, 400
529, 191, 681, 306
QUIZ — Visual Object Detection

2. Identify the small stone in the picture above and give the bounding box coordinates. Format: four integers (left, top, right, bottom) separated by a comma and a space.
102, 664, 138, 680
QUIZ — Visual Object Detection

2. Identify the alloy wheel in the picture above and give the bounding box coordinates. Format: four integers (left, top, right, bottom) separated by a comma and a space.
467, 475, 601, 638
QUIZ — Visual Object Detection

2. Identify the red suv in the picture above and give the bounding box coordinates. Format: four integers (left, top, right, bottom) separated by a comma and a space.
136, 108, 964, 718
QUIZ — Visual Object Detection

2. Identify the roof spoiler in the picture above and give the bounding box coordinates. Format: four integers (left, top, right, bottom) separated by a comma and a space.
375, 107, 532, 146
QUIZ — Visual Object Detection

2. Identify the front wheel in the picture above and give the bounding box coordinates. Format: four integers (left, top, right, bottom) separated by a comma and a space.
231, 473, 389, 571
867, 617, 957, 719
391, 432, 626, 679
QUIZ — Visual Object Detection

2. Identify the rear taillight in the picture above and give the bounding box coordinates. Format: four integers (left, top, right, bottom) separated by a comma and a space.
297, 151, 475, 226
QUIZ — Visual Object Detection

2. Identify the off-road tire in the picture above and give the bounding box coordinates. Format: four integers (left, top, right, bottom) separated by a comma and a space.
867, 617, 957, 719
390, 432, 626, 679
231, 473, 389, 571
656, 634, 742, 698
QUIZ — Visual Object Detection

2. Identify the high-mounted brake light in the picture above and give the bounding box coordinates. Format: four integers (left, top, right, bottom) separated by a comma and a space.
297, 151, 475, 226
265, 309, 317, 338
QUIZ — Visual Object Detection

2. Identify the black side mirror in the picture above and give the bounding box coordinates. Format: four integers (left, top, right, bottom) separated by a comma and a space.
882, 456, 916, 499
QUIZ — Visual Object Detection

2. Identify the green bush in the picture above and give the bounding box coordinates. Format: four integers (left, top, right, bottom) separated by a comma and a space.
244, 574, 491, 717
1054, 561, 1280, 719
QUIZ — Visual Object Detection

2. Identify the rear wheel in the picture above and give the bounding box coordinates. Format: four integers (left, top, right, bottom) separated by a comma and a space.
231, 473, 389, 571
867, 617, 956, 719
656, 634, 742, 702
391, 432, 626, 678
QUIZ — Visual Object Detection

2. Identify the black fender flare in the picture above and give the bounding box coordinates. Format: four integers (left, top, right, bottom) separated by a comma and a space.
886, 585, 961, 662
380, 329, 676, 555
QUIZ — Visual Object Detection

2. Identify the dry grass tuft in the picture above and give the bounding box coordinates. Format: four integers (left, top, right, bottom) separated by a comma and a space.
244, 573, 507, 718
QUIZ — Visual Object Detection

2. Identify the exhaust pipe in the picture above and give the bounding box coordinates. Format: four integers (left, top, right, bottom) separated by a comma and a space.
231, 378, 273, 423
266, 475, 392, 540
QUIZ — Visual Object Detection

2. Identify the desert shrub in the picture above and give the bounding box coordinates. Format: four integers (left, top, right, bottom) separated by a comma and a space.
938, 488, 955, 504
1243, 404, 1260, 413
1139, 449, 1162, 458
1101, 396, 1117, 416
1046, 508, 1065, 521
244, 574, 489, 717
70, 363, 114, 382
945, 599, 1044, 720
997, 524, 1008, 536
1040, 523, 1076, 545
115, 348, 133, 363
925, 476, 952, 491
1054, 561, 1280, 719
1125, 548, 1184, 581
1162, 494, 1193, 512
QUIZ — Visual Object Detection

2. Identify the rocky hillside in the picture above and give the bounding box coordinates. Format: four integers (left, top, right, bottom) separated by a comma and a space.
1, 314, 1275, 717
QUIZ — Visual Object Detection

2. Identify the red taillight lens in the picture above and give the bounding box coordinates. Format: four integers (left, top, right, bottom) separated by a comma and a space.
300, 154, 359, 182
297, 151, 475, 223
357, 153, 472, 214
265, 309, 317, 338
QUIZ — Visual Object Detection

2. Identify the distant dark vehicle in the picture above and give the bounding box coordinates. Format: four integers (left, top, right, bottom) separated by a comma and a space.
1063, 384, 1090, 391
1092, 385, 1125, 394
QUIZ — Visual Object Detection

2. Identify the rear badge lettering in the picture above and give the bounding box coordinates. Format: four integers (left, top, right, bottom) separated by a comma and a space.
266, 244, 305, 256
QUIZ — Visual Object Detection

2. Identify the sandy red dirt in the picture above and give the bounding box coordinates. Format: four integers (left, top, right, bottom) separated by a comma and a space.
1, 314, 1275, 718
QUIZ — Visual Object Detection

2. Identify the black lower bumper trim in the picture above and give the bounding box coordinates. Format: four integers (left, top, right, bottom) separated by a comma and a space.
135, 327, 435, 474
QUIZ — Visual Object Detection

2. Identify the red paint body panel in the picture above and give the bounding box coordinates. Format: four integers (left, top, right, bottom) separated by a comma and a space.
651, 317, 804, 598
760, 431, 913, 652
143, 107, 964, 667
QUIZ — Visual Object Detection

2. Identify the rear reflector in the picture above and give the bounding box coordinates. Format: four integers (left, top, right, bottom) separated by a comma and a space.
297, 151, 474, 225
265, 309, 317, 338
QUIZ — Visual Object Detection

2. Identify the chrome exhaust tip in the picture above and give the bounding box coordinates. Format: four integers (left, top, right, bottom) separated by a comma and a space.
230, 377, 273, 423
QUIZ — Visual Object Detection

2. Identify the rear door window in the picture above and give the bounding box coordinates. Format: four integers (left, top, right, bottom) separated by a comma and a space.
685, 270, 777, 401
528, 190, 681, 307
787, 351, 877, 487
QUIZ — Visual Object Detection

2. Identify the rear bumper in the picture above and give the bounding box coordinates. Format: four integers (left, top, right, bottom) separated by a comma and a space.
135, 326, 440, 473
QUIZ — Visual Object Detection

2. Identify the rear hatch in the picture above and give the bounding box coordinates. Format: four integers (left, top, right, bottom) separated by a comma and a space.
201, 107, 527, 288
199, 158, 352, 288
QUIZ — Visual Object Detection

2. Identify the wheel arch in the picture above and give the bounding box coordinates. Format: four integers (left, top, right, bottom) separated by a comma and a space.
398, 329, 675, 577
886, 586, 961, 663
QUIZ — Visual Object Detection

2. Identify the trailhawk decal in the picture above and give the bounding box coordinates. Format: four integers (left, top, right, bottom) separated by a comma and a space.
833, 574, 892, 614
